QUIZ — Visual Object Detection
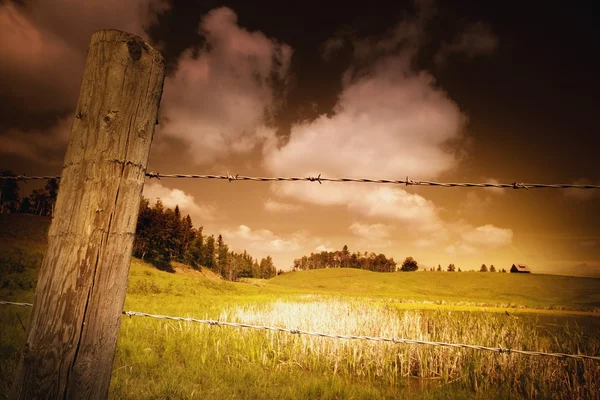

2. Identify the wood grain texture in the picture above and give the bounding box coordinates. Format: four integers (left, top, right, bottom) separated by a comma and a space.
10, 30, 165, 399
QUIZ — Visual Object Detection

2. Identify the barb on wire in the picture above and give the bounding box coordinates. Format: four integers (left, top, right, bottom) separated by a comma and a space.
1, 173, 599, 190
1, 301, 598, 361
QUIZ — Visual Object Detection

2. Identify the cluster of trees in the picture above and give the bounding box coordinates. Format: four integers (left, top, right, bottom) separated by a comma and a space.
133, 198, 277, 281
0, 171, 58, 216
427, 263, 508, 272
292, 245, 398, 272
479, 264, 507, 273
0, 172, 277, 281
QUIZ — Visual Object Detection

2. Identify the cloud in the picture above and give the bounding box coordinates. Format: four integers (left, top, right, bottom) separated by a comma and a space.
0, 0, 168, 113
0, 114, 72, 163
0, 0, 168, 164
143, 182, 215, 221
321, 37, 345, 60
272, 184, 444, 234
564, 179, 600, 201
264, 199, 302, 212
160, 7, 292, 165
348, 222, 392, 240
222, 225, 309, 269
435, 22, 498, 65
460, 224, 513, 248
315, 244, 335, 252
264, 6, 468, 237
444, 223, 512, 255
222, 225, 303, 254
265, 56, 465, 181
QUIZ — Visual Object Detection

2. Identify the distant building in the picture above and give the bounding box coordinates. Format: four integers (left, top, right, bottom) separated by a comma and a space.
510, 264, 531, 273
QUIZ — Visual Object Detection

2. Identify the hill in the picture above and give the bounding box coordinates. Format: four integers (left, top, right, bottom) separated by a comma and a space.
269, 267, 600, 312
1, 214, 599, 312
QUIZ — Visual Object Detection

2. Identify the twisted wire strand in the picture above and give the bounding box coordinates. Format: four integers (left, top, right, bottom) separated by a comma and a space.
1, 173, 599, 190
1, 301, 597, 361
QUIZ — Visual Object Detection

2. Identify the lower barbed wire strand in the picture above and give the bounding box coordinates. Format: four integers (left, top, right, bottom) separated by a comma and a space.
1, 301, 598, 361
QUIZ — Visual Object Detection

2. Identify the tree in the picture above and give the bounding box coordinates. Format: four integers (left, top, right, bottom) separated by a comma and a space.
458, 267, 462, 272
186, 227, 204, 269
480, 264, 488, 272
20, 196, 32, 214
203, 235, 216, 270
216, 234, 229, 276
259, 256, 276, 278
400, 256, 418, 272
0, 170, 20, 213
447, 263, 456, 272
44, 178, 59, 217
490, 264, 496, 272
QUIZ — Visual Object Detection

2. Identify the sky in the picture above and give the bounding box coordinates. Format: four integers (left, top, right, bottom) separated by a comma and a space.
1, 0, 598, 277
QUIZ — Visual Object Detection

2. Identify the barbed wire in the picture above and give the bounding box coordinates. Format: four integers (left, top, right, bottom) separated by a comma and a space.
0, 300, 34, 307
1, 301, 598, 361
1, 173, 599, 190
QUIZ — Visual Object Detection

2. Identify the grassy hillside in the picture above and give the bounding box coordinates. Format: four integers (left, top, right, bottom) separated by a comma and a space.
268, 268, 600, 311
1, 214, 599, 399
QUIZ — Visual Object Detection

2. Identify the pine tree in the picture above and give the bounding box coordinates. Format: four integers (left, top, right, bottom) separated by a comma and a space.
203, 235, 216, 270
480, 264, 488, 272
490, 264, 496, 272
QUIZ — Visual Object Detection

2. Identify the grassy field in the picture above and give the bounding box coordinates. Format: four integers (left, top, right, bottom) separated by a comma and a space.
1, 214, 599, 399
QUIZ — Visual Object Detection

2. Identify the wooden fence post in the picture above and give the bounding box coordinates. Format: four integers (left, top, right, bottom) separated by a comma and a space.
10, 30, 165, 399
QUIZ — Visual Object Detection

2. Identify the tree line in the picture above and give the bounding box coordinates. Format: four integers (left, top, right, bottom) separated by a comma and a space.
0, 172, 277, 281
133, 198, 277, 280
0, 171, 58, 216
426, 264, 508, 272
292, 245, 399, 272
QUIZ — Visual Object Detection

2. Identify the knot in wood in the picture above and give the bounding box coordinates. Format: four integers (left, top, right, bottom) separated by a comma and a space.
127, 38, 146, 62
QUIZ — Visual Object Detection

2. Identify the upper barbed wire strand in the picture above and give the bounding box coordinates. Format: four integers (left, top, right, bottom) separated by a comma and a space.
0, 173, 599, 190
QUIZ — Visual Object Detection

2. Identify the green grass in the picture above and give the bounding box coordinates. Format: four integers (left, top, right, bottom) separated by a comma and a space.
268, 268, 600, 311
1, 214, 599, 399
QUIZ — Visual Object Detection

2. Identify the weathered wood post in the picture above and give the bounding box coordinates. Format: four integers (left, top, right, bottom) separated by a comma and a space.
10, 30, 165, 399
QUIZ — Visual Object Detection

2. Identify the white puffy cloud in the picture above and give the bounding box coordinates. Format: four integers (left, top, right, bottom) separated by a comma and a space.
315, 244, 335, 252
273, 184, 444, 234
445, 224, 513, 255
160, 7, 292, 165
264, 12, 465, 236
222, 225, 303, 254
265, 55, 465, 181
143, 182, 215, 221
221, 224, 310, 269
348, 222, 392, 240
